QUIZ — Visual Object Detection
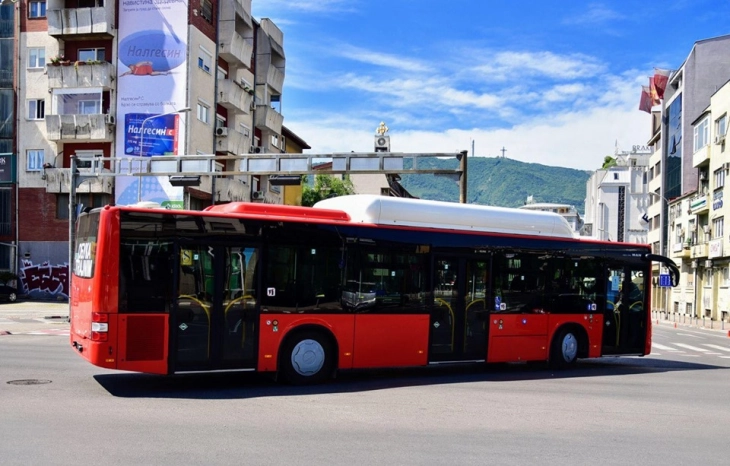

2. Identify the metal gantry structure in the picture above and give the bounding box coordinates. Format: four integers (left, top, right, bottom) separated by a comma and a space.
69, 150, 468, 275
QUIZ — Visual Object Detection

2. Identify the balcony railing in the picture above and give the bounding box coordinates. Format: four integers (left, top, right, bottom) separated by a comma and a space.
689, 193, 710, 214
219, 25, 254, 68
217, 79, 253, 115
43, 168, 114, 195
220, 0, 253, 28
47, 7, 113, 37
45, 114, 114, 142
692, 144, 711, 168
217, 127, 250, 155
47, 62, 115, 89
197, 176, 248, 203
254, 106, 283, 135
691, 242, 709, 259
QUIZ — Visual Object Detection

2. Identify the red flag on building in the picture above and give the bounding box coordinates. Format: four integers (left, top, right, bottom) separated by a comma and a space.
653, 68, 671, 100
649, 77, 661, 105
639, 86, 653, 113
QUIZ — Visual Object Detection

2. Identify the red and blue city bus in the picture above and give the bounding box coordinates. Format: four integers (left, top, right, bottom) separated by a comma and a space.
70, 195, 678, 383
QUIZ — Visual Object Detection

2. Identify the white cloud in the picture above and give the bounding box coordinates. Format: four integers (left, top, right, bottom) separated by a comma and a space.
562, 3, 625, 26
472, 51, 606, 81
333, 45, 432, 73
284, 69, 652, 171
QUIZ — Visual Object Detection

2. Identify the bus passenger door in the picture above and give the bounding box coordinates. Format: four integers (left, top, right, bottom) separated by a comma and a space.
602, 265, 646, 355
429, 257, 488, 362
172, 244, 259, 371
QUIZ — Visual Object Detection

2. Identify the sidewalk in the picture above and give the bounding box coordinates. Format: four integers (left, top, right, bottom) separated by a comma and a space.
0, 300, 70, 335
652, 310, 730, 336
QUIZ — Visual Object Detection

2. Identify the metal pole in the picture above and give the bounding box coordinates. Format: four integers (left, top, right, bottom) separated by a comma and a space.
459, 150, 467, 204
69, 155, 77, 279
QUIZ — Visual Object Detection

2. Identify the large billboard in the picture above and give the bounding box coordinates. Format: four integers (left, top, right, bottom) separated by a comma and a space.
115, 0, 189, 208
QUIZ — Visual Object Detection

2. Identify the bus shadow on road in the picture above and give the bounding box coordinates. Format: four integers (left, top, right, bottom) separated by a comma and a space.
93, 356, 727, 399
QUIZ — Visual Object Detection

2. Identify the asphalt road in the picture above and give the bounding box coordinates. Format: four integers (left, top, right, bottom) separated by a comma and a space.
2, 319, 730, 465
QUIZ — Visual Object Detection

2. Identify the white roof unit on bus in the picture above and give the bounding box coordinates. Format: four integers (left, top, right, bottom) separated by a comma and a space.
314, 195, 576, 238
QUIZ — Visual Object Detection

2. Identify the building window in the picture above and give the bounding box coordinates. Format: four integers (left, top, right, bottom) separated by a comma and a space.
713, 217, 724, 240
27, 99, 45, 120
215, 115, 226, 129
78, 100, 100, 114
28, 48, 45, 69
78, 48, 106, 62
715, 169, 725, 189
52, 90, 102, 115
723, 266, 730, 288
198, 47, 212, 73
694, 117, 709, 152
197, 102, 209, 124
200, 0, 213, 22
26, 149, 45, 171
28, 1, 46, 18
717, 114, 727, 140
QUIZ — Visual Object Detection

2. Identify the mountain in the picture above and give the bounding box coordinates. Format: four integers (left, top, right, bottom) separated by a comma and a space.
398, 157, 590, 215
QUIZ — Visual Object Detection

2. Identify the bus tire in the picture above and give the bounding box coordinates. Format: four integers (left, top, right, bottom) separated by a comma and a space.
550, 327, 579, 368
280, 330, 334, 385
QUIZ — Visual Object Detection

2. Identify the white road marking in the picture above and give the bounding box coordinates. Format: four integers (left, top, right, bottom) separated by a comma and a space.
703, 344, 730, 352
675, 343, 710, 352
652, 343, 679, 351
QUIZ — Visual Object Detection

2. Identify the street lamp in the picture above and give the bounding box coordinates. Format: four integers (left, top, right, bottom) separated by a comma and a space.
137, 107, 191, 201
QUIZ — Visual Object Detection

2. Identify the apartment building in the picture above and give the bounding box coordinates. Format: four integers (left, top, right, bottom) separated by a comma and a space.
640, 35, 730, 318
664, 80, 730, 321
7, 0, 290, 298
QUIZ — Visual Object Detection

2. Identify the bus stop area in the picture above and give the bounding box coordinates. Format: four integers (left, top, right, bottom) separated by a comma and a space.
0, 300, 69, 335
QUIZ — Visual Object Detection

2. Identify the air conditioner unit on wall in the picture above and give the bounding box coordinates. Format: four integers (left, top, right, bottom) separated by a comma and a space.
216, 127, 228, 137
250, 146, 261, 154
703, 225, 710, 234
105, 114, 115, 125
715, 134, 726, 145
251, 190, 264, 201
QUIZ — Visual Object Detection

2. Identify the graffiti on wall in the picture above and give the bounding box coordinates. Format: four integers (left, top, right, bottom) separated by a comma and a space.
20, 260, 69, 298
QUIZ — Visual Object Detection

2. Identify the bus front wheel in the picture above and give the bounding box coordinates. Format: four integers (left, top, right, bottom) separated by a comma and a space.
280, 330, 334, 385
550, 327, 579, 368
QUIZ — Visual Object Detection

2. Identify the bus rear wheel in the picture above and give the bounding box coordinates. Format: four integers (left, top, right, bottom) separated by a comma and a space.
550, 327, 579, 368
281, 331, 334, 385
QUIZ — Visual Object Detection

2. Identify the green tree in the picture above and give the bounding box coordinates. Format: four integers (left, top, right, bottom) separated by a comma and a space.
602, 156, 617, 169
301, 174, 355, 207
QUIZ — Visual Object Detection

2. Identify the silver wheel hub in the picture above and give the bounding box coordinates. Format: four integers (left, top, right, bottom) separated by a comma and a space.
291, 339, 325, 376
562, 333, 578, 362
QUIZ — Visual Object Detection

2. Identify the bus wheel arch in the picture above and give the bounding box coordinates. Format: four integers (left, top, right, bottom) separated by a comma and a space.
278, 325, 338, 385
549, 324, 588, 368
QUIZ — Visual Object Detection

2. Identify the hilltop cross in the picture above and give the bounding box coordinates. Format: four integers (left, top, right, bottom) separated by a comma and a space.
500, 147, 507, 158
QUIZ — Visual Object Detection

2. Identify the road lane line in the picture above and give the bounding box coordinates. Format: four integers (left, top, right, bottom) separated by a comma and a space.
703, 344, 730, 352
652, 343, 679, 351
675, 343, 710, 352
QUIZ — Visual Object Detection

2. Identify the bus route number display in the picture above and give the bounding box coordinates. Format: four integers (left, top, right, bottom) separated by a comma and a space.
75, 241, 96, 278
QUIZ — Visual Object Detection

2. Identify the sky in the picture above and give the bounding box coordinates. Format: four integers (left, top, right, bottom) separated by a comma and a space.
252, 1, 730, 171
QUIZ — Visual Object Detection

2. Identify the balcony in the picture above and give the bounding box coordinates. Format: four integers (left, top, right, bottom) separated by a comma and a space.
254, 106, 283, 135
45, 114, 113, 142
220, 0, 253, 29
689, 193, 710, 214
197, 176, 248, 203
691, 242, 709, 259
43, 168, 114, 195
692, 144, 711, 168
671, 241, 691, 259
264, 66, 284, 95
47, 8, 114, 38
47, 62, 115, 89
219, 25, 254, 68
260, 19, 284, 56
217, 79, 253, 115
217, 127, 250, 155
